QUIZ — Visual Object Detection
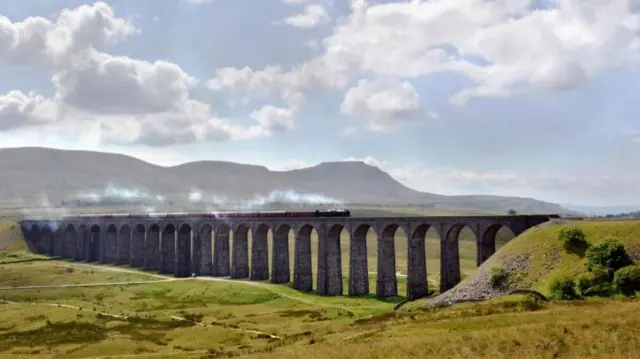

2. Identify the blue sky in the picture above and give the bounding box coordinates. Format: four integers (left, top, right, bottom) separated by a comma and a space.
1, 0, 640, 206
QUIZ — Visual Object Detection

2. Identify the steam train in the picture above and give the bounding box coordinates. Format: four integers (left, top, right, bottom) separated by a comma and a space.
63, 209, 351, 220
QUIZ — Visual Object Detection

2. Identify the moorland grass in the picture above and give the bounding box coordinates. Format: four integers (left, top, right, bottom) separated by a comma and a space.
0, 261, 161, 287
0, 220, 639, 358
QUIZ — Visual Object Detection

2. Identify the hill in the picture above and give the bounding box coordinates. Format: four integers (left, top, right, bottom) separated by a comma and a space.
0, 147, 571, 214
425, 219, 640, 305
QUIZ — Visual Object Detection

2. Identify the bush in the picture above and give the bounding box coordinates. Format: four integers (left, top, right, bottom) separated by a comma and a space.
576, 266, 612, 297
549, 277, 579, 300
585, 237, 631, 277
488, 266, 509, 289
613, 265, 640, 296
557, 226, 589, 254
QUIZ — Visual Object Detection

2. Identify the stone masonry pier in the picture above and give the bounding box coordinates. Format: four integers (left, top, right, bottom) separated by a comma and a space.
20, 214, 557, 299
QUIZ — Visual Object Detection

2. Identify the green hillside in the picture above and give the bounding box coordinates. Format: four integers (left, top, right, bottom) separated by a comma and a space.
423, 219, 640, 305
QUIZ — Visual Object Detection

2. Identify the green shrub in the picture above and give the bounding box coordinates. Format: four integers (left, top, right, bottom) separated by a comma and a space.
576, 266, 612, 297
613, 265, 640, 296
488, 266, 509, 289
585, 237, 631, 277
556, 226, 589, 254
549, 277, 579, 300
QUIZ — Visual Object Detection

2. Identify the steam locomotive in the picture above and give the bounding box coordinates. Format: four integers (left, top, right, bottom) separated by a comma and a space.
64, 209, 351, 220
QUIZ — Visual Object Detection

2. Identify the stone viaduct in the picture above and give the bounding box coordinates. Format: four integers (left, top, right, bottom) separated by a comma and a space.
20, 214, 558, 300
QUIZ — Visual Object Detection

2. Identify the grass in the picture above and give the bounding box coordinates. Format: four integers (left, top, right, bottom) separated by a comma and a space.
0, 219, 639, 358
0, 274, 638, 358
0, 261, 161, 288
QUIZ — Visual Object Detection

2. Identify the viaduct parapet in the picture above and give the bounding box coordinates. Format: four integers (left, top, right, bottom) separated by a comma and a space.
19, 214, 558, 299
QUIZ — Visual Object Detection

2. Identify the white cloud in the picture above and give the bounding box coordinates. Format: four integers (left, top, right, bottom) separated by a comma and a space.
282, 4, 330, 29
0, 2, 296, 146
0, 91, 59, 131
249, 105, 296, 135
207, 60, 347, 105
209, 0, 640, 107
341, 77, 423, 132
0, 2, 137, 69
52, 49, 197, 115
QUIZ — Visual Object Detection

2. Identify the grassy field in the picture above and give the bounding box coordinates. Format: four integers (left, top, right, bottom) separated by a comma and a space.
0, 220, 638, 358
0, 261, 160, 287
0, 262, 638, 359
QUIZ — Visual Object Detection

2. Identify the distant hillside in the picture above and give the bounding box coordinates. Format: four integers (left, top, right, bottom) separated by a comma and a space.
0, 147, 571, 214
561, 204, 640, 216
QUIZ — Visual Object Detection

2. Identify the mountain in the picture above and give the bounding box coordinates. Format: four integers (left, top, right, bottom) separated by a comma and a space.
560, 204, 640, 217
0, 147, 571, 214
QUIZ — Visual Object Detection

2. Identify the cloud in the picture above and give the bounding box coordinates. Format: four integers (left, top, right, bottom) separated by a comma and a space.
0, 2, 137, 69
249, 105, 296, 135
209, 0, 640, 107
0, 2, 296, 146
281, 5, 330, 29
52, 49, 197, 115
0, 91, 59, 131
341, 77, 423, 132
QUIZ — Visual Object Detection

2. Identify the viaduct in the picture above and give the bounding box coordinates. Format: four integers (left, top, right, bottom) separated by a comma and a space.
19, 214, 558, 300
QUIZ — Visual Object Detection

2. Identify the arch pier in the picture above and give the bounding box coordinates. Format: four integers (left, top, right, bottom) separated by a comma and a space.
20, 214, 556, 300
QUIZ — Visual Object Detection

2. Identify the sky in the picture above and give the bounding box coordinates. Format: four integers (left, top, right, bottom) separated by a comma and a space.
1, 0, 640, 207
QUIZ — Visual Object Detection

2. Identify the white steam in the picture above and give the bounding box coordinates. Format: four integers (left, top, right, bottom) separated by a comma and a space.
190, 188, 343, 210
14, 184, 345, 220
16, 193, 69, 225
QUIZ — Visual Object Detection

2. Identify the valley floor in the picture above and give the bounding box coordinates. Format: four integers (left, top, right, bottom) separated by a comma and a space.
0, 260, 638, 359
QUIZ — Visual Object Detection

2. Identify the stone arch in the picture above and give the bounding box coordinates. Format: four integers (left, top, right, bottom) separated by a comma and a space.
88, 225, 101, 262
198, 224, 214, 275
441, 223, 477, 293
213, 223, 231, 277
160, 223, 176, 274
272, 224, 292, 284
76, 225, 88, 261
117, 224, 132, 265
231, 224, 251, 279
131, 224, 145, 268
144, 224, 161, 271
28, 224, 43, 254
479, 224, 515, 266
41, 225, 54, 256
319, 223, 345, 296
376, 223, 405, 298
21, 224, 39, 254
104, 224, 118, 264
176, 223, 192, 277
349, 224, 377, 296
408, 224, 441, 299
250, 223, 271, 281
294, 224, 317, 292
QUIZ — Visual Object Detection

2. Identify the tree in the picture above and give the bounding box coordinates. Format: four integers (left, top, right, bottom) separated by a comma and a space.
507, 209, 517, 215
